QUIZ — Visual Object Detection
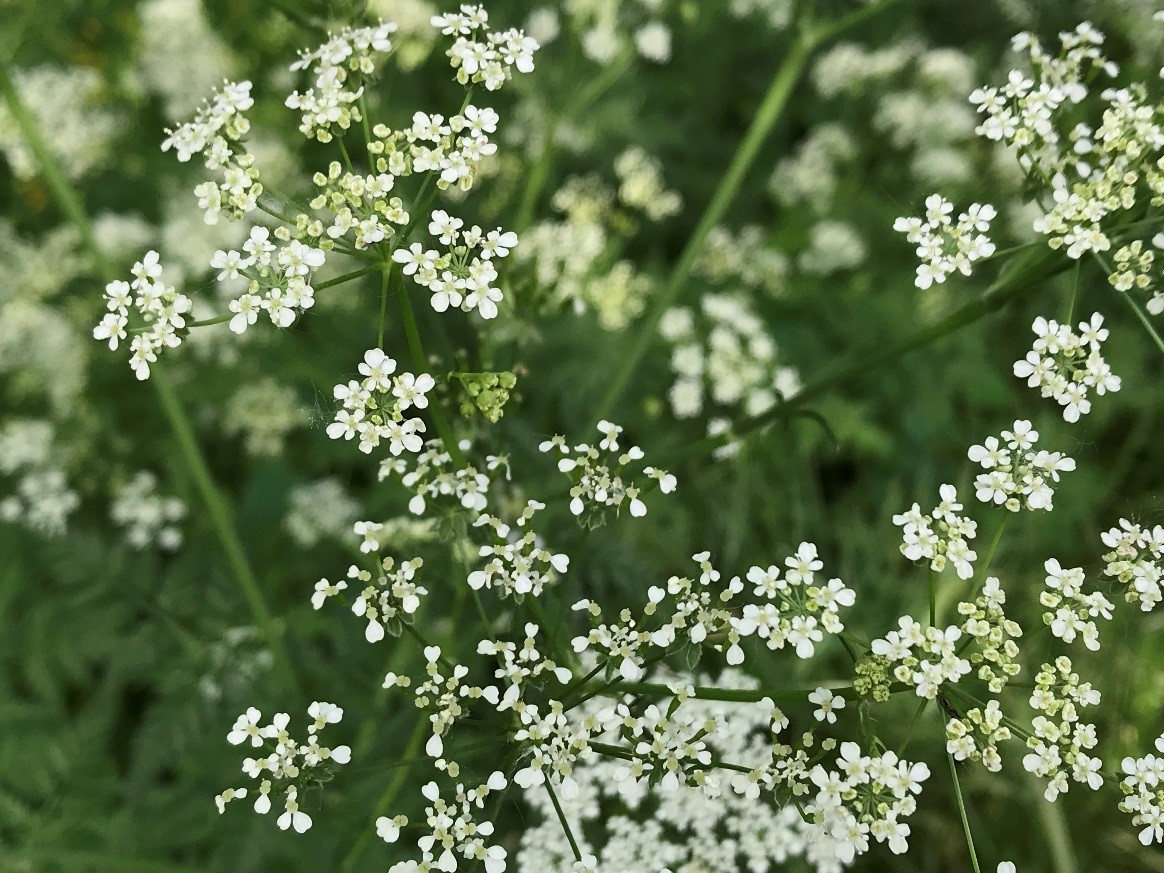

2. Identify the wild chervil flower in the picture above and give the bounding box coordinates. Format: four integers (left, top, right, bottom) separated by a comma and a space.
326, 348, 434, 456
218, 703, 350, 832
893, 194, 996, 289
1013, 313, 1120, 422
968, 420, 1075, 512
892, 484, 978, 579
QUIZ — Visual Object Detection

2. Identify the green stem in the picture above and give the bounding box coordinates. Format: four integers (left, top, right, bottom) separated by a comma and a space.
317, 264, 380, 290
979, 516, 1008, 577
608, 680, 862, 702
947, 749, 983, 873
377, 264, 392, 349
589, 0, 910, 427
1091, 251, 1164, 355
339, 716, 428, 873
396, 274, 468, 468
545, 780, 583, 863
337, 135, 354, 172
590, 741, 754, 775
928, 567, 938, 627
666, 246, 1066, 463
257, 0, 327, 35
1116, 281, 1164, 355
357, 93, 373, 150
896, 697, 929, 756
1065, 260, 1081, 323
513, 52, 632, 233
1034, 774, 1080, 873
590, 33, 813, 425
131, 313, 231, 333
0, 62, 298, 694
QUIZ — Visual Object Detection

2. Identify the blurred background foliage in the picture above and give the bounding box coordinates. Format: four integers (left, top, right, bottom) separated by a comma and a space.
0, 0, 1162, 870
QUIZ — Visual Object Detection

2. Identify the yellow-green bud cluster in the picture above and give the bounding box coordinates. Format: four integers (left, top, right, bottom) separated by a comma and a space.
455, 371, 517, 423
853, 654, 892, 702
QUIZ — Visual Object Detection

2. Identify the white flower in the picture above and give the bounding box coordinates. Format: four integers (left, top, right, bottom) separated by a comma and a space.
808, 687, 845, 723
227, 708, 264, 747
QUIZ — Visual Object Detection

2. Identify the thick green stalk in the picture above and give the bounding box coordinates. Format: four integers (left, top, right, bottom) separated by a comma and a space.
0, 851, 208, 873
395, 274, 469, 468
513, 52, 632, 234
609, 680, 861, 703
377, 264, 392, 349
928, 568, 938, 627
257, 0, 327, 36
1034, 776, 1080, 873
947, 750, 983, 873
545, 780, 583, 863
339, 716, 428, 873
0, 62, 299, 694
589, 33, 813, 425
1091, 252, 1164, 355
667, 246, 1067, 463
589, 0, 910, 427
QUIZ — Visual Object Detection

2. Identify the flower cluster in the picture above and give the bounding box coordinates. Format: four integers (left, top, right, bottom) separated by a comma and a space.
957, 577, 1023, 694
968, 420, 1076, 512
370, 104, 499, 193
224, 377, 307, 455
971, 24, 1164, 262
571, 600, 655, 683
871, 617, 972, 699
161, 80, 259, 224
1101, 518, 1164, 612
285, 479, 360, 547
1119, 732, 1164, 846
378, 773, 510, 872
802, 743, 931, 861
613, 148, 683, 221
1013, 313, 1121, 422
217, 703, 350, 832
306, 160, 408, 251
1040, 559, 1112, 651
947, 700, 1011, 773
0, 420, 79, 537
0, 468, 79, 537
694, 225, 789, 294
393, 211, 517, 318
515, 673, 817, 871
380, 439, 497, 515
893, 194, 996, 290
313, 555, 427, 644
540, 422, 676, 524
729, 543, 856, 662
286, 22, 396, 142
1023, 657, 1103, 802
892, 484, 978, 580
452, 371, 517, 422
969, 24, 1111, 158
658, 294, 800, 425
433, 4, 538, 91
93, 251, 191, 380
325, 348, 434, 455
1110, 238, 1164, 316
514, 171, 659, 331
510, 699, 593, 797
469, 500, 569, 599
214, 227, 326, 334
111, 471, 186, 550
